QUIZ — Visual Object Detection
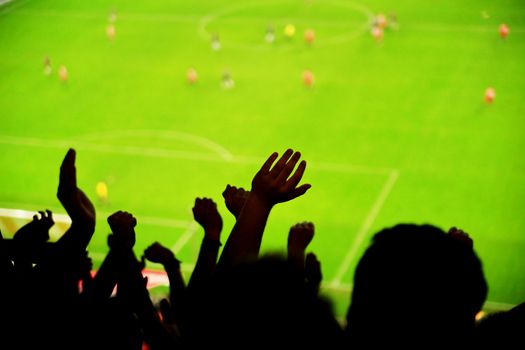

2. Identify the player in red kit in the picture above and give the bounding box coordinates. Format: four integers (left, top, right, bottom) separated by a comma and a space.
499, 24, 509, 39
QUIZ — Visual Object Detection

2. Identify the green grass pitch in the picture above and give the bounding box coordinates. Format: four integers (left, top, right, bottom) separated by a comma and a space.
1, 0, 524, 318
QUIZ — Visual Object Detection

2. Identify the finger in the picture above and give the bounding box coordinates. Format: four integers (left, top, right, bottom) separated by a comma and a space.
222, 186, 238, 202
33, 214, 38, 221
275, 151, 301, 183
38, 211, 45, 220
306, 252, 319, 264
195, 198, 203, 208
258, 152, 279, 174
283, 160, 307, 192
268, 149, 293, 177
288, 184, 312, 200
60, 148, 76, 170
59, 149, 77, 187
222, 185, 232, 198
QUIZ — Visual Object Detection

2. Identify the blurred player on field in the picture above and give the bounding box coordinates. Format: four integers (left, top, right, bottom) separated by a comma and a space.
96, 181, 109, 204
371, 26, 384, 42
303, 70, 314, 88
107, 23, 116, 40
43, 56, 52, 76
304, 29, 315, 45
484, 87, 495, 104
211, 33, 221, 51
388, 13, 399, 30
109, 8, 117, 23
187, 68, 198, 84
499, 24, 509, 39
284, 24, 296, 39
58, 65, 68, 82
376, 13, 387, 29
265, 25, 275, 44
221, 71, 235, 89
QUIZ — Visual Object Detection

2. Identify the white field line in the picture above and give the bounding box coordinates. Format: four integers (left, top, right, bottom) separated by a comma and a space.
74, 129, 233, 161
0, 0, 28, 15
4, 2, 525, 34
0, 206, 193, 230
483, 301, 517, 311
171, 221, 198, 254
0, 207, 71, 223
322, 281, 352, 293
0, 135, 233, 164
0, 134, 397, 175
331, 169, 400, 286
14, 9, 201, 22
198, 6, 358, 39
13, 9, 364, 27
198, 0, 374, 50
231, 155, 393, 175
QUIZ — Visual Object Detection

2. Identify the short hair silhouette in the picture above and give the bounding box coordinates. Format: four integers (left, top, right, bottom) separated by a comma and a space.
346, 224, 487, 347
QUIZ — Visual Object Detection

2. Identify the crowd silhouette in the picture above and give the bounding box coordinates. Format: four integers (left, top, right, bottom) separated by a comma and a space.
0, 148, 523, 349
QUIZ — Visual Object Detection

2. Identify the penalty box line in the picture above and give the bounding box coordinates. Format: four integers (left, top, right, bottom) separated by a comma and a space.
0, 135, 401, 277
0, 134, 397, 175
329, 168, 399, 287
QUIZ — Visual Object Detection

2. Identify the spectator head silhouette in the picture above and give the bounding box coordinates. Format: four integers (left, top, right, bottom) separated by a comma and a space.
202, 254, 342, 348
346, 224, 487, 347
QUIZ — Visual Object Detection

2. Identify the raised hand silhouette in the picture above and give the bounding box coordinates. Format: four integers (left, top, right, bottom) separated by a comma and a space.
218, 149, 311, 270
192, 197, 223, 242
222, 185, 249, 219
